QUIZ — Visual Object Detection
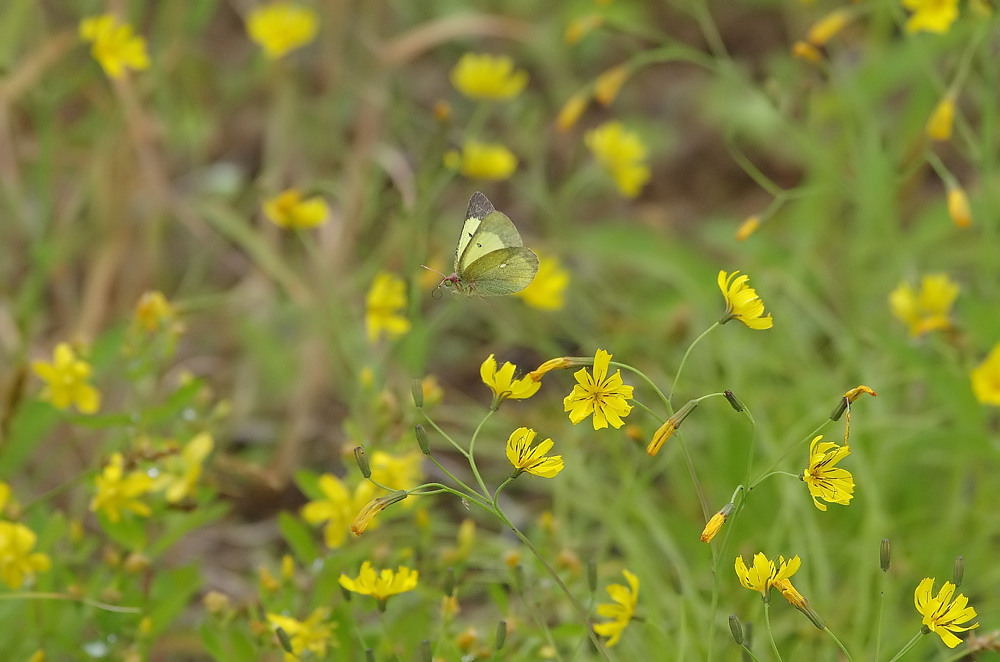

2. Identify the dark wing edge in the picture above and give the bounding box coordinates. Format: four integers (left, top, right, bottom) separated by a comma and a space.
466, 191, 495, 221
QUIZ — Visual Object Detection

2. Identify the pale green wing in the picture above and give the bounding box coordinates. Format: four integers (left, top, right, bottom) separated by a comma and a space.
457, 210, 524, 272
454, 192, 495, 272
460, 247, 539, 296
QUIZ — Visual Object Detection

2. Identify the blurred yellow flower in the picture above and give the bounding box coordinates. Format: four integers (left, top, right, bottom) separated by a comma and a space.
90, 453, 154, 522
0, 521, 51, 589
889, 273, 958, 336
79, 14, 150, 79
971, 343, 1000, 406
593, 570, 639, 647
735, 215, 761, 241
444, 141, 518, 180
735, 553, 801, 598
556, 91, 589, 131
152, 433, 213, 503
339, 561, 419, 609
0, 482, 9, 515
801, 435, 854, 511
481, 354, 541, 409
947, 185, 972, 228
903, 0, 960, 33
806, 8, 852, 46
247, 2, 319, 59
563, 349, 633, 429
792, 41, 824, 63
506, 427, 564, 478
301, 474, 373, 548
369, 450, 423, 491
32, 343, 101, 414
926, 94, 956, 141
134, 290, 178, 333
266, 608, 336, 661
365, 272, 411, 343
914, 578, 978, 648
450, 53, 528, 100
585, 121, 651, 198
263, 189, 329, 229
594, 65, 629, 106
515, 253, 569, 310
718, 270, 773, 329
565, 14, 604, 44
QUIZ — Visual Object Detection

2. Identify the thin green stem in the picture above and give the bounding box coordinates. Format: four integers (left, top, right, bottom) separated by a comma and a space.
875, 570, 887, 661
885, 631, 924, 662
424, 456, 488, 504
668, 322, 720, 402
467, 409, 495, 496
0, 592, 141, 614
419, 411, 469, 458
749, 419, 833, 488
762, 600, 783, 662
823, 627, 853, 661
610, 361, 672, 412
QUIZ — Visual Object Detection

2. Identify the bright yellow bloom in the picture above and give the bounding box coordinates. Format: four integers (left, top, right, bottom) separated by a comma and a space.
594, 65, 629, 106
134, 291, 178, 333
247, 3, 319, 59
481, 354, 541, 408
450, 53, 528, 100
266, 608, 336, 661
971, 343, 1000, 406
262, 189, 329, 229
151, 433, 213, 503
889, 273, 959, 336
926, 94, 956, 141
0, 521, 51, 589
735, 553, 801, 598
947, 185, 972, 228
444, 141, 517, 180
718, 270, 773, 329
556, 91, 589, 131
515, 253, 569, 310
90, 453, 154, 522
801, 435, 854, 511
585, 121, 651, 198
365, 272, 412, 343
339, 561, 419, 609
79, 14, 150, 79
914, 578, 978, 648
593, 570, 639, 647
563, 349, 634, 429
903, 0, 960, 33
506, 427, 564, 478
32, 343, 101, 414
301, 474, 373, 548
369, 450, 423, 491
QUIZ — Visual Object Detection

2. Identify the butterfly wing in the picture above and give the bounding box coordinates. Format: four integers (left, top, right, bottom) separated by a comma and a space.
458, 210, 525, 272
461, 247, 539, 296
454, 192, 496, 272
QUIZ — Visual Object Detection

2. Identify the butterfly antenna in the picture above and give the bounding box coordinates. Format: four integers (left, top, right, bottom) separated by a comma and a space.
420, 264, 446, 278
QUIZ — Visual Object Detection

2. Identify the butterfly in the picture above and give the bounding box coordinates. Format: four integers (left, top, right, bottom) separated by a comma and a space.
438, 192, 539, 296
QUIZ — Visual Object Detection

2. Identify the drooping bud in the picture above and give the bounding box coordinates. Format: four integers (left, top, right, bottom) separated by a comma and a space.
700, 502, 735, 543
724, 389, 744, 412
415, 424, 430, 455
647, 400, 699, 456
354, 447, 371, 478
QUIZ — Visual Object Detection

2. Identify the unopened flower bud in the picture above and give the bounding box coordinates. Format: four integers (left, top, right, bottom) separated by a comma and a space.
724, 389, 744, 412
735, 216, 760, 241
830, 396, 849, 421
494, 620, 507, 651
953, 555, 965, 588
415, 424, 430, 455
275, 627, 293, 654
729, 614, 744, 645
411, 378, 424, 408
351, 490, 408, 535
354, 446, 371, 478
947, 185, 972, 228
700, 503, 734, 543
880, 538, 891, 572
647, 400, 698, 456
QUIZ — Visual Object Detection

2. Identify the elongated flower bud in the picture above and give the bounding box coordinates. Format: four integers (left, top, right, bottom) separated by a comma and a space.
354, 447, 371, 478
880, 538, 891, 572
415, 424, 430, 455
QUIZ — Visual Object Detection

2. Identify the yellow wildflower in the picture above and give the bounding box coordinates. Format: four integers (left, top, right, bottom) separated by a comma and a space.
134, 291, 178, 333
889, 273, 959, 336
506, 427, 564, 478
914, 578, 978, 648
718, 270, 773, 329
556, 91, 589, 131
903, 0, 960, 33
926, 94, 956, 141
806, 9, 852, 46
565, 14, 604, 44
365, 272, 411, 343
450, 53, 528, 100
594, 65, 629, 106
0, 482, 9, 515
564, 349, 633, 429
369, 450, 423, 491
802, 435, 854, 511
481, 354, 541, 409
971, 343, 1000, 406
90, 453, 154, 522
792, 41, 824, 63
443, 141, 517, 180
700, 503, 734, 543
0, 521, 51, 589
79, 14, 150, 79
247, 3, 319, 59
266, 608, 336, 661
585, 121, 651, 198
515, 253, 569, 310
593, 570, 639, 647
262, 189, 329, 229
339, 561, 419, 610
947, 184, 972, 228
32, 342, 101, 414
301, 474, 372, 548
735, 553, 801, 599
735, 215, 761, 241
151, 433, 213, 503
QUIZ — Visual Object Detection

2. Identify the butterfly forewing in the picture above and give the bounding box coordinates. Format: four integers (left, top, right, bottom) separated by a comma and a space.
462, 247, 539, 295
457, 210, 525, 272
454, 192, 496, 271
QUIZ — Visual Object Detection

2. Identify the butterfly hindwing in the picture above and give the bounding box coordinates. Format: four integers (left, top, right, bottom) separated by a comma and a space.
457, 210, 525, 272
461, 247, 539, 296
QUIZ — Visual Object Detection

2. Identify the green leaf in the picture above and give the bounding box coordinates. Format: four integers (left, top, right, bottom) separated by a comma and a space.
149, 502, 230, 559
146, 565, 201, 637
278, 511, 319, 566
0, 400, 59, 474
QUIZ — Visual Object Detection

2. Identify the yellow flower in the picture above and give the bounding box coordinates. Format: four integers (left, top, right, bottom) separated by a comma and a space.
889, 273, 959, 336
369, 450, 423, 491
151, 433, 213, 503
585, 121, 651, 198
247, 3, 319, 59
792, 41, 824, 63
301, 474, 373, 548
903, 0, 960, 33
90, 453, 154, 522
79, 14, 150, 79
735, 215, 761, 241
32, 343, 101, 414
0, 482, 9, 515
450, 53, 528, 100
506, 427, 564, 478
914, 578, 978, 648
718, 270, 774, 329
339, 561, 419, 609
926, 94, 956, 141
515, 254, 569, 310
481, 354, 541, 409
806, 8, 852, 46
443, 141, 518, 180
593, 570, 639, 647
556, 91, 589, 132
262, 189, 329, 229
971, 343, 1000, 406
700, 503, 733, 543
0, 521, 51, 589
735, 553, 801, 598
365, 272, 412, 343
563, 349, 633, 429
801, 435, 854, 511
266, 608, 336, 661
565, 14, 604, 44
947, 185, 972, 228
134, 291, 178, 333
594, 65, 629, 106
